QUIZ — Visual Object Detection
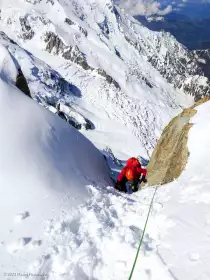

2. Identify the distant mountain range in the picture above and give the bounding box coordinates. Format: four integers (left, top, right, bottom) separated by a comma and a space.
173, 3, 210, 20
136, 13, 210, 50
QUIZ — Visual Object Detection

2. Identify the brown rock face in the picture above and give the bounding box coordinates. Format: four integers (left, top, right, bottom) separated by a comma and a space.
146, 97, 210, 186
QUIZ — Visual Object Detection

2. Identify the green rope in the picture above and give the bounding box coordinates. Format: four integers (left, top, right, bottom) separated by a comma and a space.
128, 186, 158, 280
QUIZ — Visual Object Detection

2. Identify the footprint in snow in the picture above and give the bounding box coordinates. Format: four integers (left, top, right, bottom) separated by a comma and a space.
14, 211, 30, 223
152, 202, 163, 212
189, 252, 200, 262
7, 237, 32, 253
29, 240, 42, 249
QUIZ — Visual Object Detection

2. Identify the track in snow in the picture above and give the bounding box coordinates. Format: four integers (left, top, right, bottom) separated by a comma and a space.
28, 184, 174, 280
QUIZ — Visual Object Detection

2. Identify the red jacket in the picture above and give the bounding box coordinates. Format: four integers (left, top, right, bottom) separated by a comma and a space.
117, 158, 147, 182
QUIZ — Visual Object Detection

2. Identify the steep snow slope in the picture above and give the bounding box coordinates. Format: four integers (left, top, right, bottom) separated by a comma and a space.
0, 1, 209, 279
0, 59, 110, 275
13, 100, 210, 280
0, 0, 195, 157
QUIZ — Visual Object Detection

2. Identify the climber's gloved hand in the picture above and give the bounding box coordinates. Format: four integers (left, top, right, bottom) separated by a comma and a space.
141, 175, 147, 183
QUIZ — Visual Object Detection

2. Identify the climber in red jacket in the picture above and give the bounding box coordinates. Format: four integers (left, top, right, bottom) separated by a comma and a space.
115, 157, 147, 193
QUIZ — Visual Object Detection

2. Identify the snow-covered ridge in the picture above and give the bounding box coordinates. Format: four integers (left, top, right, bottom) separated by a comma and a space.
0, 0, 209, 101
194, 49, 210, 81
0, 43, 18, 84
0, 0, 196, 157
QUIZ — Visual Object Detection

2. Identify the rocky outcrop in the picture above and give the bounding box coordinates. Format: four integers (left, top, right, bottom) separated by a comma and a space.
146, 97, 210, 186
0, 31, 16, 45
124, 28, 210, 101
182, 76, 210, 102
65, 18, 75, 26
146, 41, 210, 101
44, 32, 91, 70
96, 69, 120, 89
79, 26, 88, 37
0, 43, 31, 97
55, 102, 93, 130
16, 68, 31, 98
19, 16, 35, 40
98, 17, 110, 37
195, 49, 210, 80
26, 0, 54, 4
44, 32, 120, 88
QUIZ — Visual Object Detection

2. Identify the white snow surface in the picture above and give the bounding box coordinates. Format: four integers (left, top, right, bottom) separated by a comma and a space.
0, 0, 209, 280
0, 66, 209, 280
22, 97, 210, 280
0, 76, 110, 277
0, 0, 194, 158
